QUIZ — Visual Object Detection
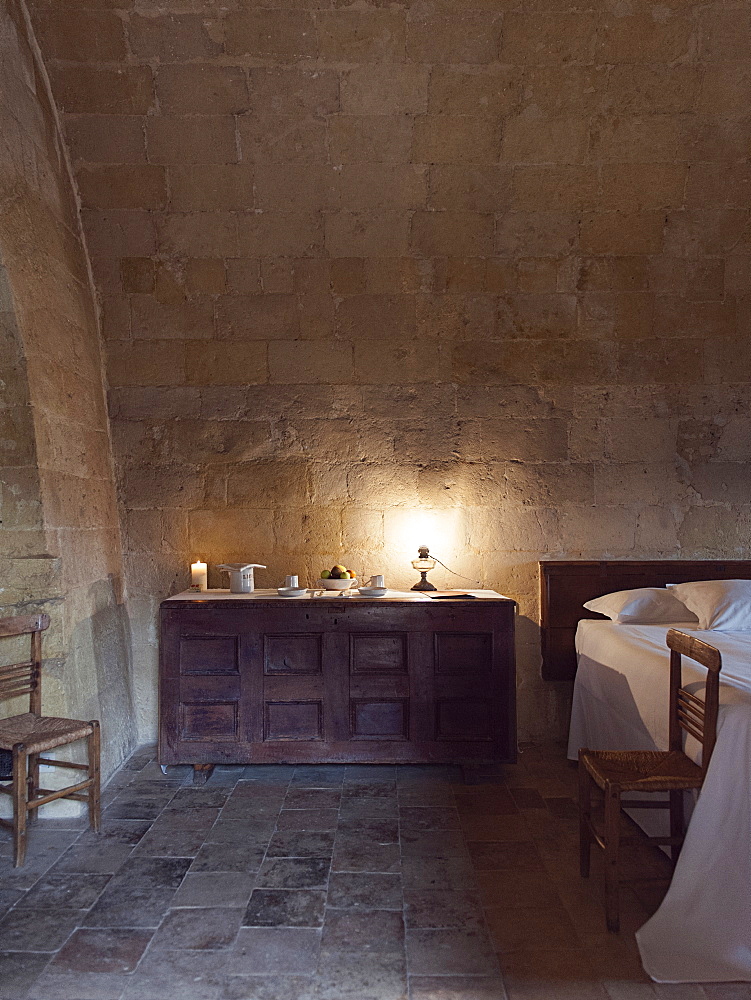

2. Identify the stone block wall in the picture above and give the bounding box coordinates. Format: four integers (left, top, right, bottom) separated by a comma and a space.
27, 0, 751, 740
0, 0, 135, 781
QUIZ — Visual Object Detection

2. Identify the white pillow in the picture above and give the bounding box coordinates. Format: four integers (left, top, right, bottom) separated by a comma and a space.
584, 587, 698, 624
668, 579, 751, 630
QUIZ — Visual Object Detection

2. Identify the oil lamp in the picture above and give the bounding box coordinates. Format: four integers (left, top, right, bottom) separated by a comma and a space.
411, 545, 437, 591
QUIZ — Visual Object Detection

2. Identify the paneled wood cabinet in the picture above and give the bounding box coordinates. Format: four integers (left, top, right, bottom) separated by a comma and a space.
159, 594, 516, 770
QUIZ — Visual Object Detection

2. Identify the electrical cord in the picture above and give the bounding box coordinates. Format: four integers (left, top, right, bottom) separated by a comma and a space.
431, 554, 485, 590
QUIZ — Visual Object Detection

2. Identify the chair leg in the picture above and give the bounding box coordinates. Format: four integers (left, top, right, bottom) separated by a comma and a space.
669, 789, 684, 865
604, 782, 622, 933
578, 755, 592, 878
87, 721, 101, 834
26, 753, 39, 826
12, 743, 28, 868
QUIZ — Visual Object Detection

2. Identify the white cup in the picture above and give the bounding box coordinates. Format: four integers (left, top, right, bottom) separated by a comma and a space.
368, 575, 385, 589
285, 575, 299, 588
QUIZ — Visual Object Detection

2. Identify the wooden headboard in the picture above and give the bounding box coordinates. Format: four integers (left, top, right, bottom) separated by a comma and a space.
540, 560, 751, 682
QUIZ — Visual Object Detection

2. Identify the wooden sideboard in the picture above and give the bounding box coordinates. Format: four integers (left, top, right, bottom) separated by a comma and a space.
159, 592, 516, 779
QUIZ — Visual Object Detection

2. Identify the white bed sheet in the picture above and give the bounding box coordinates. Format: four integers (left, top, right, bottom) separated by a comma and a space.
568, 620, 751, 983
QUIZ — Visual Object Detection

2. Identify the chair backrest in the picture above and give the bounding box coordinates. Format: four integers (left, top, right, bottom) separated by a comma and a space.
666, 628, 722, 778
0, 614, 50, 715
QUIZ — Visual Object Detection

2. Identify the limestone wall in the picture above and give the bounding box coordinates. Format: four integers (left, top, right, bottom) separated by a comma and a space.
0, 0, 135, 779
28, 0, 751, 741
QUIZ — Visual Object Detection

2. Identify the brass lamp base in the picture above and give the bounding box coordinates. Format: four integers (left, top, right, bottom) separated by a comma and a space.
412, 572, 437, 591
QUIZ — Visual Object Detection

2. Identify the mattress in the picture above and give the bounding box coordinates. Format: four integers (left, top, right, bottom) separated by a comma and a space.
568, 620, 751, 983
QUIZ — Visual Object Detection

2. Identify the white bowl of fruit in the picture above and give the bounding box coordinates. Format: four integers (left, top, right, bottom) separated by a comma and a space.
317, 565, 357, 590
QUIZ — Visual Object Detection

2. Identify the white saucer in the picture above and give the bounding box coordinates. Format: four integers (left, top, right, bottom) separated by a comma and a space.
277, 587, 307, 598
357, 587, 388, 597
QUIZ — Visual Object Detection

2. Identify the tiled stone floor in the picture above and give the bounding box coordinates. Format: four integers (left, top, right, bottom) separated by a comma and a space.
0, 744, 738, 1000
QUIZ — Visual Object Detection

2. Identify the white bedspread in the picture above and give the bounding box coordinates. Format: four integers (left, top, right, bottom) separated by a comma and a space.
568, 621, 751, 983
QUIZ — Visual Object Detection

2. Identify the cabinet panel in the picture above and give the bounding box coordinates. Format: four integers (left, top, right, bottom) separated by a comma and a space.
351, 699, 409, 739
265, 701, 323, 741
350, 633, 407, 674
181, 702, 238, 742
265, 634, 322, 675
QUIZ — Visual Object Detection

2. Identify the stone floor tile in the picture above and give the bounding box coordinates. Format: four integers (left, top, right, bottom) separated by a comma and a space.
126, 947, 227, 998
230, 927, 321, 974
243, 888, 326, 927
604, 984, 659, 999
276, 808, 340, 831
339, 797, 399, 821
477, 869, 563, 909
132, 826, 208, 857
207, 821, 275, 846
486, 903, 580, 953
173, 872, 255, 908
344, 764, 397, 783
335, 819, 399, 842
405, 927, 499, 976
399, 807, 461, 831
409, 975, 508, 1000
239, 765, 295, 783
341, 780, 397, 799
148, 807, 221, 832
284, 788, 341, 809
460, 813, 531, 842
150, 906, 244, 950
0, 906, 84, 952
220, 974, 317, 1000
316, 951, 407, 1000
398, 785, 456, 808
454, 788, 518, 816
580, 933, 653, 983
266, 831, 335, 858
327, 872, 402, 909
652, 987, 707, 999
331, 840, 401, 873
702, 989, 751, 1000
166, 788, 233, 810
401, 856, 477, 890
400, 830, 469, 859
322, 908, 405, 953
0, 887, 24, 917
51, 928, 153, 974
256, 857, 330, 888
76, 819, 151, 846
105, 792, 175, 821
500, 946, 600, 984
404, 889, 485, 929
27, 971, 128, 1000
467, 840, 544, 872
84, 856, 191, 927
290, 766, 346, 788
17, 872, 110, 911
51, 842, 135, 875
190, 843, 266, 874
0, 951, 51, 999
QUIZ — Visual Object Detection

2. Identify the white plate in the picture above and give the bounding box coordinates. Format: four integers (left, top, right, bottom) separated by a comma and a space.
357, 587, 387, 597
277, 587, 308, 598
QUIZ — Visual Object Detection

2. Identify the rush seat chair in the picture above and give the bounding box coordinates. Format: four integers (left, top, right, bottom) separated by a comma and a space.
0, 614, 101, 866
578, 628, 722, 932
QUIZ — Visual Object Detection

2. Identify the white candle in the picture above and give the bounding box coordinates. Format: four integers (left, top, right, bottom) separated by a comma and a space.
190, 560, 207, 592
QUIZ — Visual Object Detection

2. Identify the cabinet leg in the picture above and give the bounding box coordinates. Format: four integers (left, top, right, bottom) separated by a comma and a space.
192, 764, 214, 785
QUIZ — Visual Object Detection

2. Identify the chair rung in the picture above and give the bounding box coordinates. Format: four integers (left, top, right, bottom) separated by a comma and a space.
624, 800, 672, 809
36, 757, 88, 771
0, 684, 34, 700
28, 779, 92, 809
0, 662, 33, 680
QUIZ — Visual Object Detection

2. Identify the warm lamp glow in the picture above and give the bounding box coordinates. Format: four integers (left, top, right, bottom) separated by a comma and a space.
386, 509, 463, 565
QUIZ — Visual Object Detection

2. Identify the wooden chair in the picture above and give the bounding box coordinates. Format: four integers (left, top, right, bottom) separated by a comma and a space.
0, 614, 101, 866
578, 628, 722, 932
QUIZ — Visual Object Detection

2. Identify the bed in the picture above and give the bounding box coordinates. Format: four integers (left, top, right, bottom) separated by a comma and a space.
540, 560, 751, 984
